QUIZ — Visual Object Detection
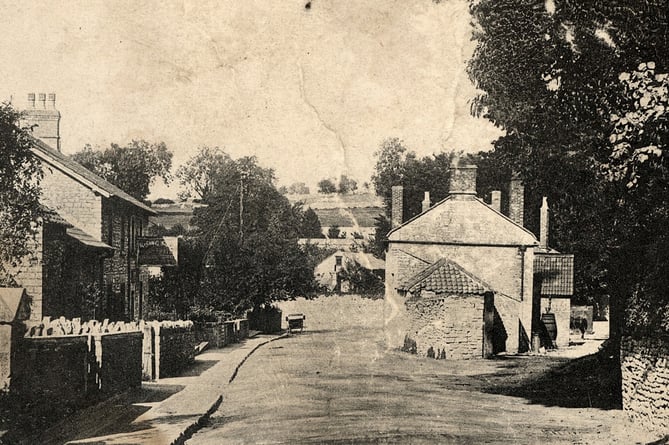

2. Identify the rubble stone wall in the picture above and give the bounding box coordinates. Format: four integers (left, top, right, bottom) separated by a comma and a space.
621, 336, 669, 435
405, 293, 484, 359
11, 335, 90, 405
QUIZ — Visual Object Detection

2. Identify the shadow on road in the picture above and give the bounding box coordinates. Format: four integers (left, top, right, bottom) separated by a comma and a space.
13, 384, 186, 445
473, 348, 622, 410
179, 359, 219, 377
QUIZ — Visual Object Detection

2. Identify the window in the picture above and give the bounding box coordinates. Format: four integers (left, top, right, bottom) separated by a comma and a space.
335, 255, 342, 271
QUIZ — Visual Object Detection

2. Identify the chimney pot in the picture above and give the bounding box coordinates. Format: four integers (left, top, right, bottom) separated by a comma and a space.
38, 93, 46, 108
48, 93, 56, 108
422, 191, 431, 213
27, 93, 35, 108
508, 174, 525, 227
491, 190, 502, 212
391, 185, 404, 228
540, 197, 549, 249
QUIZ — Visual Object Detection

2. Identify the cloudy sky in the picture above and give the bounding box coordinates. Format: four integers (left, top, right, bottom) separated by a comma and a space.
1, 0, 501, 198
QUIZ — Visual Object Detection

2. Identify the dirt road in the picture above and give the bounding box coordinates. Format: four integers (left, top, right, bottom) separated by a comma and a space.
188, 296, 650, 444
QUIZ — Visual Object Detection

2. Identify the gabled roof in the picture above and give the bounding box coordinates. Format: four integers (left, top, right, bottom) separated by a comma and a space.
534, 253, 574, 296
31, 137, 157, 215
343, 252, 385, 270
398, 258, 492, 295
0, 288, 30, 322
388, 195, 537, 246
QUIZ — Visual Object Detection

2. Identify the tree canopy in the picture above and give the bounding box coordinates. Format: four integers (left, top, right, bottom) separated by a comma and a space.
317, 178, 337, 194
71, 140, 172, 201
372, 137, 457, 222
177, 148, 317, 313
0, 102, 43, 280
175, 146, 234, 201
338, 175, 358, 194
467, 0, 669, 335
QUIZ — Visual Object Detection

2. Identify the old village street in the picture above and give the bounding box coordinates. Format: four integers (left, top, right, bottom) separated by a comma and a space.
188, 296, 648, 445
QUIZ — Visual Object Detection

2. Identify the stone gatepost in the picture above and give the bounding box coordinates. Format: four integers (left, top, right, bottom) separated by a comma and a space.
0, 288, 31, 390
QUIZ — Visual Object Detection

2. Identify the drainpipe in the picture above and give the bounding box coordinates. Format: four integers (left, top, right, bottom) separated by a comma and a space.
518, 246, 527, 300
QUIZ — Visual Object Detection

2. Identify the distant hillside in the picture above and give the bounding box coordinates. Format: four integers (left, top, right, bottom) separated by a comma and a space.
286, 192, 383, 210
149, 201, 206, 230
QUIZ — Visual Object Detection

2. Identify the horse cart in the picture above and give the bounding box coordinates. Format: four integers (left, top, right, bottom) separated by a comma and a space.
286, 313, 306, 333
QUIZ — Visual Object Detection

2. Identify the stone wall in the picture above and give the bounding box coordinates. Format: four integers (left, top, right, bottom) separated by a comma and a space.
12, 318, 144, 403
142, 320, 196, 380
621, 336, 669, 435
40, 163, 102, 240
5, 230, 44, 321
93, 332, 143, 396
405, 293, 484, 359
11, 335, 91, 405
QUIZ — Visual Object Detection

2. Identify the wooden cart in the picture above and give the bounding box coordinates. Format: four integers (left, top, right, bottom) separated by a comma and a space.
286, 313, 306, 333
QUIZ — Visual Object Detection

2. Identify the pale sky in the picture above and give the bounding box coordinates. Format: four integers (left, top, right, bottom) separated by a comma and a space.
1, 0, 502, 198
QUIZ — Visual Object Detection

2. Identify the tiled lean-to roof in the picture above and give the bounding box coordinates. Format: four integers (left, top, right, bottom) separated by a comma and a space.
398, 258, 492, 295
534, 253, 574, 296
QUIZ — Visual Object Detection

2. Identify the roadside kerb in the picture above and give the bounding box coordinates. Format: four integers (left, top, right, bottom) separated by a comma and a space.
174, 333, 289, 445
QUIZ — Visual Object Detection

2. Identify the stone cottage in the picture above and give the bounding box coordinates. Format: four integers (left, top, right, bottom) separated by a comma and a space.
385, 162, 573, 358
315, 250, 385, 292
5, 94, 157, 322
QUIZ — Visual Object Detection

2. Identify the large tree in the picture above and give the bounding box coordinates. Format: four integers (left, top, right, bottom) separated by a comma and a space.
71, 140, 172, 201
0, 102, 43, 282
175, 146, 234, 201
337, 175, 358, 194
467, 0, 669, 336
317, 178, 337, 194
180, 148, 317, 313
372, 137, 457, 222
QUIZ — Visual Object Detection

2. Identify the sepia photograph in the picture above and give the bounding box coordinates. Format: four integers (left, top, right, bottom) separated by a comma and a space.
1, 1, 668, 443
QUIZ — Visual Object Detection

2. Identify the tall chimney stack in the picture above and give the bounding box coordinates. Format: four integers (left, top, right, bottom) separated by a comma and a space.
490, 190, 501, 212
508, 174, 525, 227
448, 160, 477, 198
540, 197, 549, 249
391, 185, 404, 228
421, 191, 431, 213
47, 93, 56, 109
21, 92, 61, 151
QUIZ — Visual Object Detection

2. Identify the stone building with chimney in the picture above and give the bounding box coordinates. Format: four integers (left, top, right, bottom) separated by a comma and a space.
5, 94, 158, 322
384, 161, 573, 358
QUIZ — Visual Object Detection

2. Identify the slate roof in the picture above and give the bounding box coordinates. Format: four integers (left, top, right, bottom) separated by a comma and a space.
40, 205, 73, 227
31, 137, 157, 215
344, 252, 385, 270
398, 258, 492, 295
41, 205, 113, 250
534, 253, 574, 296
66, 226, 114, 250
